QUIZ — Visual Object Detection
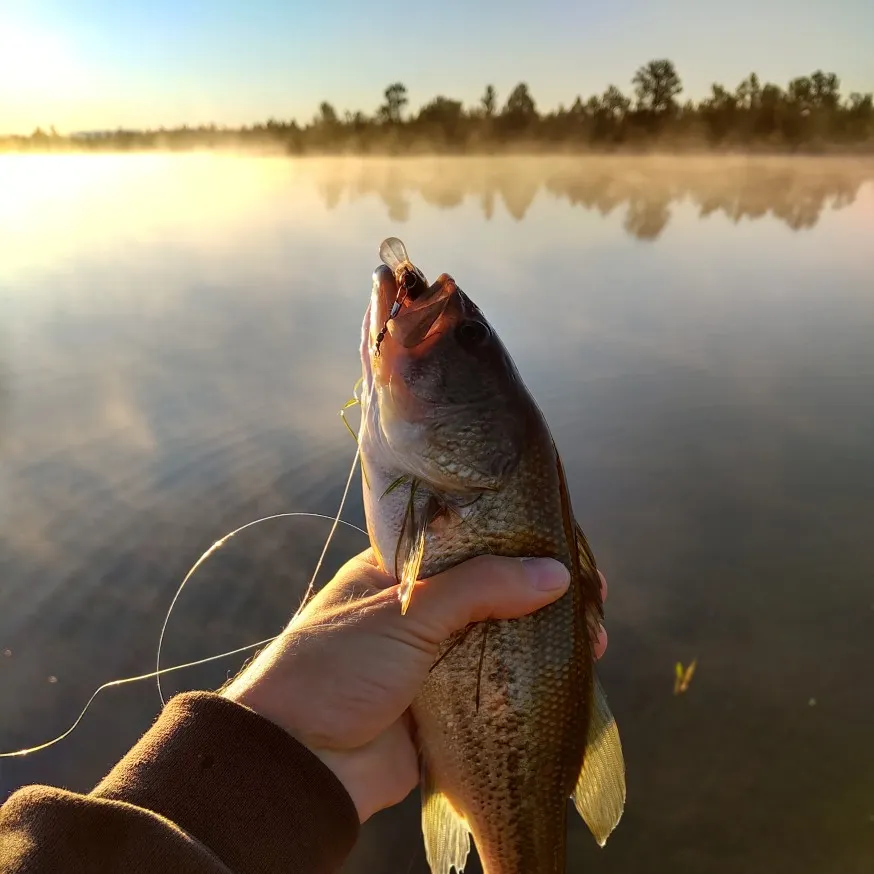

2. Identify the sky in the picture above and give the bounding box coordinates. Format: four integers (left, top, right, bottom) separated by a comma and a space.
2, 0, 873, 134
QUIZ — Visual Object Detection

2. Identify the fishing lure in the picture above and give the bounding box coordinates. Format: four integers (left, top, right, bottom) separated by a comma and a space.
374, 237, 428, 356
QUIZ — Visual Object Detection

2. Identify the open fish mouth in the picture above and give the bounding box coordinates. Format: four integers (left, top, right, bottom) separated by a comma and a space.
360, 238, 507, 425
361, 238, 465, 377
368, 263, 460, 354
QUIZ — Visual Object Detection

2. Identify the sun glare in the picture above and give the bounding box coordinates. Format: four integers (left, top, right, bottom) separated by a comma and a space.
0, 154, 315, 280
0, 20, 88, 102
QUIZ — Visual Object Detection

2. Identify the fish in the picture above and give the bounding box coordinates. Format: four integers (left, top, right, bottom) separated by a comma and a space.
357, 238, 626, 874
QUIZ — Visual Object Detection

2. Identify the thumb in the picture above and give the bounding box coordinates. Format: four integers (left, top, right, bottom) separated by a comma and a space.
405, 555, 571, 642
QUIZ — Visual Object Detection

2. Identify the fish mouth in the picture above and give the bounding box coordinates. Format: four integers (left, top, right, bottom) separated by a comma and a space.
360, 264, 464, 436
365, 264, 460, 358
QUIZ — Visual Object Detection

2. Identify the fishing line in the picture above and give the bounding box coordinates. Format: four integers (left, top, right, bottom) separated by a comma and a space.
0, 638, 280, 759
155, 508, 367, 707
2, 316, 378, 758
2, 435, 368, 759
0, 512, 368, 759
292, 442, 363, 620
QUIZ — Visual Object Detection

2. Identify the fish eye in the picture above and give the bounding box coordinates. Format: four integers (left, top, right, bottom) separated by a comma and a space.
456, 320, 490, 345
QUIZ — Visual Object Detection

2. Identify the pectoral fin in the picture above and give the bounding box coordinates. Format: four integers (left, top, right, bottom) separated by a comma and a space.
394, 483, 439, 614
572, 673, 626, 846
399, 518, 427, 615
421, 762, 471, 874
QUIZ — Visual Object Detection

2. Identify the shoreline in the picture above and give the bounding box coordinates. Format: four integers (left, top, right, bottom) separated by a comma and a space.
3, 145, 874, 160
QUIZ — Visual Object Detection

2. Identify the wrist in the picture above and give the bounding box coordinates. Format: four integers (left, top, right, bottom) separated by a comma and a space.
306, 747, 371, 823
222, 681, 371, 822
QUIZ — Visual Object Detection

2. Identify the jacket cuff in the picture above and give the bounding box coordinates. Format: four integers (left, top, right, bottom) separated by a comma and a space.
92, 691, 359, 874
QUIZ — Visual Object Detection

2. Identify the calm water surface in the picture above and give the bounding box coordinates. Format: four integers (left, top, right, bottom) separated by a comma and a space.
1, 155, 873, 873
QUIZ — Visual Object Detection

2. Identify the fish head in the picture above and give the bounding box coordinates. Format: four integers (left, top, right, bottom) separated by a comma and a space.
360, 263, 530, 496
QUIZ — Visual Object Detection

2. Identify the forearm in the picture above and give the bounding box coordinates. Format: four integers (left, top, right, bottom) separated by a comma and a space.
0, 692, 359, 874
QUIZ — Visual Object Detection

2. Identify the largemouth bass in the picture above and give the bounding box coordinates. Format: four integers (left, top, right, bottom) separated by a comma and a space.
357, 238, 625, 874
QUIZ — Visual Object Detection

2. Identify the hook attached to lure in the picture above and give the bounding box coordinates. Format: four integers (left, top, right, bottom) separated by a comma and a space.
374, 237, 428, 356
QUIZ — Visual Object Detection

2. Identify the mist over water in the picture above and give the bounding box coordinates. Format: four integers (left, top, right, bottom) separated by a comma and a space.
0, 155, 872, 874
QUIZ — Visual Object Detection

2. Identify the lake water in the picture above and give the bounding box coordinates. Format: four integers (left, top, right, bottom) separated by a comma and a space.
1, 154, 873, 873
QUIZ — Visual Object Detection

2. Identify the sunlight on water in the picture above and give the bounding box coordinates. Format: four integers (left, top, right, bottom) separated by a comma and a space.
0, 154, 873, 874
0, 154, 322, 279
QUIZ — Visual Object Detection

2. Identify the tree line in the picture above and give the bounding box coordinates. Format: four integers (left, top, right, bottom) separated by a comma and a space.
3, 60, 873, 153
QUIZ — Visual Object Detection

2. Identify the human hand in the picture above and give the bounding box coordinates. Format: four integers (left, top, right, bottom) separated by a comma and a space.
222, 550, 609, 823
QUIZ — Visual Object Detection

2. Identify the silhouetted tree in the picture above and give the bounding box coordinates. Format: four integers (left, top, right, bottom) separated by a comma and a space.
504, 82, 536, 118
500, 82, 537, 136
318, 102, 338, 125
754, 82, 785, 138
481, 85, 497, 117
787, 76, 814, 112
633, 59, 683, 114
735, 73, 761, 110
846, 92, 874, 140
418, 97, 464, 124
416, 96, 465, 143
603, 86, 631, 119
703, 83, 738, 142
379, 83, 408, 123
810, 71, 840, 109
584, 86, 629, 142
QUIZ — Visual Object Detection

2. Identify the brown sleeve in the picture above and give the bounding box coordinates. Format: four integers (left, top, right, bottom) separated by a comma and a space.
0, 692, 360, 874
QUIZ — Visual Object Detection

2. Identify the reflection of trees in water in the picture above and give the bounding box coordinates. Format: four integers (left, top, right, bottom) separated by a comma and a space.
383, 193, 410, 223
481, 189, 495, 221
316, 158, 874, 240
695, 169, 865, 231
319, 177, 344, 210
623, 197, 672, 240
548, 172, 624, 217
420, 178, 465, 210
499, 172, 540, 221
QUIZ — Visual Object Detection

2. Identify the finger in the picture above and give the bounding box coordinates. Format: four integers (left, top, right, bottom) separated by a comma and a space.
593, 624, 608, 660
403, 555, 571, 642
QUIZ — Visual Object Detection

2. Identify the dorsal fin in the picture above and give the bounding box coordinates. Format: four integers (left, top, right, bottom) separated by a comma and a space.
554, 443, 625, 844
553, 441, 603, 636
575, 521, 604, 644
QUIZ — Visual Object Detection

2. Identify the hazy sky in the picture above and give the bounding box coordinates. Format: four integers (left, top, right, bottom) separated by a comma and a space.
2, 0, 873, 134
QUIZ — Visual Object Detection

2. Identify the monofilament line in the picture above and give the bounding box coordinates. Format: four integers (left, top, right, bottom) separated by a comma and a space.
0, 638, 278, 758
2, 355, 375, 758
155, 504, 366, 706
0, 512, 366, 758
157, 387, 367, 705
